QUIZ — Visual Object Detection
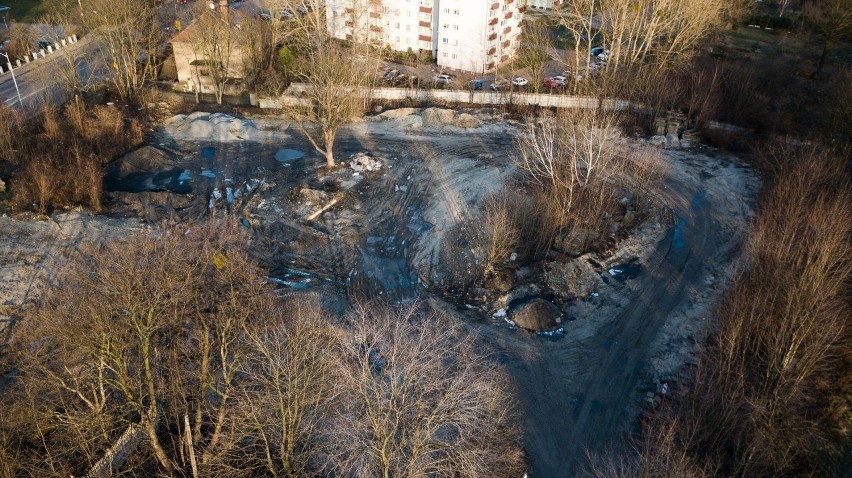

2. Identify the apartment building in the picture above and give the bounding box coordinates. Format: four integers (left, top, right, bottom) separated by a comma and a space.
325, 0, 526, 73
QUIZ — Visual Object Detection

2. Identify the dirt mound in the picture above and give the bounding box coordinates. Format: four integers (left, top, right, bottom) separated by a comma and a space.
510, 298, 562, 331
400, 114, 425, 128
378, 108, 420, 120
421, 107, 457, 128
454, 113, 481, 129
163, 112, 261, 141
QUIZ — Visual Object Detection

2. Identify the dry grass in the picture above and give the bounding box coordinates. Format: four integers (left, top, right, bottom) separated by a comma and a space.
5, 101, 143, 214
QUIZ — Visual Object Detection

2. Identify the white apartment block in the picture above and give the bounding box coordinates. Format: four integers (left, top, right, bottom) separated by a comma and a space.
325, 0, 527, 73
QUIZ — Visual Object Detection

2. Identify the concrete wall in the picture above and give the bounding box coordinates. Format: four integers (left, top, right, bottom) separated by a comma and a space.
261, 83, 640, 111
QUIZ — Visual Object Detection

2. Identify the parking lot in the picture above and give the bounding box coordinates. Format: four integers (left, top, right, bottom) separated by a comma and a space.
374, 47, 610, 94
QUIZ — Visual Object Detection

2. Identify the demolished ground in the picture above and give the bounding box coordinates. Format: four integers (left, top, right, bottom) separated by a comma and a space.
0, 107, 760, 476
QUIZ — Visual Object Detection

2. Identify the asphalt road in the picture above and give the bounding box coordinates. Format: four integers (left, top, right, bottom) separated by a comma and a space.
1, 35, 104, 115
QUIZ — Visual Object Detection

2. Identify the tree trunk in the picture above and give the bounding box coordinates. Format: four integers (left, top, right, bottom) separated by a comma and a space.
322, 129, 336, 167
145, 420, 174, 472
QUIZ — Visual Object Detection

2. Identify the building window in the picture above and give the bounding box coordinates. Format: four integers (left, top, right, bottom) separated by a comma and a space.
442, 37, 448, 43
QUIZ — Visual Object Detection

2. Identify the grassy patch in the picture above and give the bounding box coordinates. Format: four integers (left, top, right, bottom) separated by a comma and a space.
3, 0, 48, 22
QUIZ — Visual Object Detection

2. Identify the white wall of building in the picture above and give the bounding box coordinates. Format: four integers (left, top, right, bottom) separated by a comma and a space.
325, 0, 525, 73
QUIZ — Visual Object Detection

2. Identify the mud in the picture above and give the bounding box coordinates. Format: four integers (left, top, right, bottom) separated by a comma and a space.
0, 110, 759, 476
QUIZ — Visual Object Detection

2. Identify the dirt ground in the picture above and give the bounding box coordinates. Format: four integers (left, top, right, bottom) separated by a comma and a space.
0, 108, 759, 476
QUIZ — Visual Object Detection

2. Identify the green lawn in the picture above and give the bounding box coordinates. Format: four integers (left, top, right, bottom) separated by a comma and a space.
2, 0, 48, 22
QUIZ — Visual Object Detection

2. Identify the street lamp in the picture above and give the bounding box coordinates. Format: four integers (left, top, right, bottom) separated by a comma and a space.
0, 52, 22, 106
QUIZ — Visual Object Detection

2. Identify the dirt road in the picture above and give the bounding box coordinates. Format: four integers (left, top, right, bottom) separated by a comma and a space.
475, 162, 743, 476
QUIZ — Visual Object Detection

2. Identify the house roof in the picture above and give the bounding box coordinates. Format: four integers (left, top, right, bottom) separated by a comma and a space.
170, 9, 244, 44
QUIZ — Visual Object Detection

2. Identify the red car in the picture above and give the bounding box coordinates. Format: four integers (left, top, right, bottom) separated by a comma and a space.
542, 77, 561, 89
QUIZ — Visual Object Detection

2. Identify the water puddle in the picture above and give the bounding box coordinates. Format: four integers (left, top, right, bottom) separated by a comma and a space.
275, 148, 306, 164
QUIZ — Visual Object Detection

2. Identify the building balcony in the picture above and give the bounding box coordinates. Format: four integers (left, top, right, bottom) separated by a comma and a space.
419, 6, 431, 13
419, 20, 430, 27
489, 17, 498, 25
488, 32, 497, 40
505, 11, 513, 19
419, 34, 431, 41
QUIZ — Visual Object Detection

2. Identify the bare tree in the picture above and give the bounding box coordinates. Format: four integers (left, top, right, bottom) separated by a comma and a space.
282, 41, 373, 167
188, 8, 244, 105
277, 1, 377, 167
803, 0, 852, 78
330, 304, 525, 478
777, 0, 794, 17
77, 0, 167, 101
558, 0, 732, 81
515, 17, 554, 93
238, 294, 342, 476
9, 221, 279, 473
514, 108, 666, 256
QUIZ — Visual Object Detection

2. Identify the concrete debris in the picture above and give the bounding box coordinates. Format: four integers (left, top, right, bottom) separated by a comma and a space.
349, 152, 383, 173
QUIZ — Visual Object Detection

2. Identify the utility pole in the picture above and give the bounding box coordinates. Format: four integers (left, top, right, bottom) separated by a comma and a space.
0, 52, 23, 106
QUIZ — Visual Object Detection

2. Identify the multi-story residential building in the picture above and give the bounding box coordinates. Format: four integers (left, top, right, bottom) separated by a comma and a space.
325, 0, 527, 73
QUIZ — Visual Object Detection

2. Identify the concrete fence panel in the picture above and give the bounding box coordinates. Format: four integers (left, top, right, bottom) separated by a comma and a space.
261, 84, 647, 112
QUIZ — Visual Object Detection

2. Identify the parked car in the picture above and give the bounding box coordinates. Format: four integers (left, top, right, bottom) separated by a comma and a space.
392, 73, 408, 85
542, 77, 561, 89
512, 76, 528, 86
385, 69, 400, 81
552, 75, 567, 86
490, 79, 510, 90
470, 79, 484, 90
590, 46, 609, 59
434, 73, 453, 84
